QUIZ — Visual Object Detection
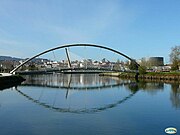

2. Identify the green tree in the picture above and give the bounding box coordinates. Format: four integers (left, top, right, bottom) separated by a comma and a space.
170, 46, 180, 70
138, 66, 147, 75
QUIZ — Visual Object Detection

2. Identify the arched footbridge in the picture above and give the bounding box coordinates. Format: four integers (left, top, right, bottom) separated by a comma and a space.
10, 44, 139, 74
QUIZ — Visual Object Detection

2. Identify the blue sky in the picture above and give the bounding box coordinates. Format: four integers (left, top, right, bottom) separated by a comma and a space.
0, 0, 180, 63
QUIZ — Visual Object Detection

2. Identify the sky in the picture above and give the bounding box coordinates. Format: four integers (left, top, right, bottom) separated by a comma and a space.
0, 0, 180, 63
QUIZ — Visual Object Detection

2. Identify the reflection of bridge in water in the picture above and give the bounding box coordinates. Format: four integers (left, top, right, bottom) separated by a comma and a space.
15, 88, 137, 114
16, 74, 139, 114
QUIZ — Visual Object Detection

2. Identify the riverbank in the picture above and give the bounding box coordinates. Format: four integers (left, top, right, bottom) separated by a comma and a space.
0, 75, 25, 90
99, 72, 180, 81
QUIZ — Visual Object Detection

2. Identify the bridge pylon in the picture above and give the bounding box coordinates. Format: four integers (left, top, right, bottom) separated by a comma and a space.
65, 48, 72, 68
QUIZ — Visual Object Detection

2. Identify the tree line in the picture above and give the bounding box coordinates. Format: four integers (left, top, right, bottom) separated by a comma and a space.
128, 45, 180, 74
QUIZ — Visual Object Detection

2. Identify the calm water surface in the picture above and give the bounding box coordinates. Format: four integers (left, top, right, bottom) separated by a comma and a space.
0, 74, 180, 135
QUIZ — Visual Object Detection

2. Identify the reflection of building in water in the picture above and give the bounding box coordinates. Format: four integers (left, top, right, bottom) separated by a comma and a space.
22, 74, 119, 88
142, 83, 164, 95
170, 83, 180, 109
80, 74, 83, 84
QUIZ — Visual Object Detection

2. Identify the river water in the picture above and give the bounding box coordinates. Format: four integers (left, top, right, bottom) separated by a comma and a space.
0, 74, 180, 135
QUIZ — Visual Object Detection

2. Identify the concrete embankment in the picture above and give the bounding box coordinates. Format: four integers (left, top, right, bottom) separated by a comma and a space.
99, 72, 180, 81
0, 75, 25, 90
138, 74, 180, 81
0, 75, 25, 83
99, 72, 137, 78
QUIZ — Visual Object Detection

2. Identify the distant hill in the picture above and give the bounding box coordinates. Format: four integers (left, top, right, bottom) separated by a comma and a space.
0, 56, 22, 61
0, 56, 50, 63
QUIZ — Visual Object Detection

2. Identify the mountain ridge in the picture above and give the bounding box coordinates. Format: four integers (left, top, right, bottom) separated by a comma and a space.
0, 56, 22, 61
